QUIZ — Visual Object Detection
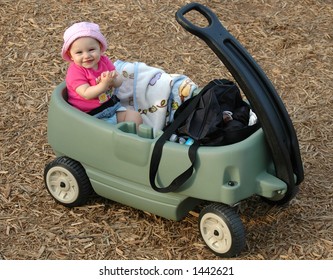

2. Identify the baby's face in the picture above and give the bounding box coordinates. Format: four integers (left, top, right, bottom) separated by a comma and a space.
69, 37, 102, 69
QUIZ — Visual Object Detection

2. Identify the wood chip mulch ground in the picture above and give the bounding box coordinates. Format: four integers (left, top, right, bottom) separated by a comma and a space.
0, 0, 332, 260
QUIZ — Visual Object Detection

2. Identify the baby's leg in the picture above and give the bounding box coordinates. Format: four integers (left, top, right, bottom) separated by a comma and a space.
117, 110, 143, 130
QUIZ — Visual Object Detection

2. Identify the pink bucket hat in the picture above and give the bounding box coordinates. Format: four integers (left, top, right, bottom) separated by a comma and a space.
61, 22, 108, 61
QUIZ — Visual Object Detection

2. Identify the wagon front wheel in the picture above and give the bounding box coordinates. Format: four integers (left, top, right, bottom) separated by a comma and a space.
44, 156, 93, 208
199, 203, 245, 258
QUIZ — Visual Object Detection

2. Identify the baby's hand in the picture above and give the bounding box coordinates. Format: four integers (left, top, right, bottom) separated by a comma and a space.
100, 71, 112, 81
99, 71, 122, 90
109, 70, 123, 88
98, 71, 114, 88
101, 71, 118, 83
109, 70, 118, 79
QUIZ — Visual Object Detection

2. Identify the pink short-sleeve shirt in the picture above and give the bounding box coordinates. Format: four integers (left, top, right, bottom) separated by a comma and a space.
66, 55, 116, 112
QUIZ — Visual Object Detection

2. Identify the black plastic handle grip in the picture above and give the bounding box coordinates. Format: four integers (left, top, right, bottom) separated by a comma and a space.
175, 2, 224, 40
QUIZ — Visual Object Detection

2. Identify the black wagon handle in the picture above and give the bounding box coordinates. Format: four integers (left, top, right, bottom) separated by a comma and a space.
176, 2, 304, 192
175, 2, 224, 41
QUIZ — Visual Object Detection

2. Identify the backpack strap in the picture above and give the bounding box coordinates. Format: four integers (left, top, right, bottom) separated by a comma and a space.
149, 81, 215, 193
149, 138, 200, 193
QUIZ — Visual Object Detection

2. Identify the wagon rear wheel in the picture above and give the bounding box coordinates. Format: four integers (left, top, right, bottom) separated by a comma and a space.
199, 203, 245, 258
44, 156, 93, 208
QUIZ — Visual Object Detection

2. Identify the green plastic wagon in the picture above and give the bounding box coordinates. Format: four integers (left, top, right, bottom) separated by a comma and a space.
44, 3, 304, 257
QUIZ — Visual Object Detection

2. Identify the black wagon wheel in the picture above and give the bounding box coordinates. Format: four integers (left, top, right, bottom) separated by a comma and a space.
199, 203, 245, 258
44, 156, 93, 208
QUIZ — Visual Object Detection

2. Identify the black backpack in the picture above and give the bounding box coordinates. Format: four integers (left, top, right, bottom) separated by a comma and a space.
149, 79, 260, 193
